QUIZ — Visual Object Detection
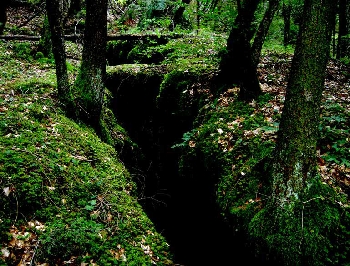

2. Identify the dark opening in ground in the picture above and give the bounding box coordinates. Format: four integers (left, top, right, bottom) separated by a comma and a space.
105, 66, 262, 266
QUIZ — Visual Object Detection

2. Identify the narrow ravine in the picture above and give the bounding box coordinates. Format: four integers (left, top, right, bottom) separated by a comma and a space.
105, 67, 262, 265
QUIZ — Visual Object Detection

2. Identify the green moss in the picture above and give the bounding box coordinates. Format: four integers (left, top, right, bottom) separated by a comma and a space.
249, 178, 350, 266
0, 47, 173, 265
11, 42, 34, 61
100, 107, 143, 165
176, 91, 350, 265
106, 40, 135, 65
37, 17, 53, 58
156, 65, 216, 120
72, 64, 104, 126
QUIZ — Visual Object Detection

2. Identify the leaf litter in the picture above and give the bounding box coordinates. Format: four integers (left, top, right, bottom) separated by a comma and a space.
213, 53, 350, 197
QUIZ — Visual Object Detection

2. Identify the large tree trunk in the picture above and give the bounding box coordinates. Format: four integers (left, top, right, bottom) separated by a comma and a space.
248, 1, 337, 264
251, 0, 280, 67
219, 0, 262, 101
73, 0, 107, 129
271, 0, 336, 208
337, 0, 350, 58
46, 0, 70, 104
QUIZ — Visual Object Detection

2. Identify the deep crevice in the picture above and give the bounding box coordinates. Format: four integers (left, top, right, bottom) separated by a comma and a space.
105, 66, 260, 265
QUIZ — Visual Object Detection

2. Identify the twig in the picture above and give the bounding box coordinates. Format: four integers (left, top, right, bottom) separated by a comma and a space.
299, 205, 304, 252
29, 240, 40, 266
13, 193, 19, 225
74, 18, 83, 36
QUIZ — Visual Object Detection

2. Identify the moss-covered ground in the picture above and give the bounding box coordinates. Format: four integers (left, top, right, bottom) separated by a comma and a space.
0, 40, 173, 265
174, 53, 350, 265
1, 6, 350, 264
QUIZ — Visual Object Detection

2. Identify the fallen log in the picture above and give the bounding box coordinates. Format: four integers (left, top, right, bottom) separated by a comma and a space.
0, 34, 40, 41
0, 33, 186, 42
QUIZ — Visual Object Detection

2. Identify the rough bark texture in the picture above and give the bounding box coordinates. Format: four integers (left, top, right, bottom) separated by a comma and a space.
219, 0, 262, 101
338, 0, 350, 58
282, 2, 291, 46
46, 0, 70, 104
74, 0, 107, 128
271, 0, 336, 206
251, 0, 280, 67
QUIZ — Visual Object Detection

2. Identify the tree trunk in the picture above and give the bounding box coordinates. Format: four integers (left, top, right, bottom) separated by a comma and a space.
0, 0, 9, 35
73, 0, 107, 129
38, 16, 53, 57
67, 0, 81, 17
338, 0, 350, 58
46, 0, 70, 104
271, 0, 336, 207
251, 0, 280, 67
219, 0, 262, 101
282, 2, 291, 46
170, 0, 190, 31
248, 1, 336, 263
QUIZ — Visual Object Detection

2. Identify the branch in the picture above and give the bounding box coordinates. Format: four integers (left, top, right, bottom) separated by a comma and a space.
18, 2, 46, 28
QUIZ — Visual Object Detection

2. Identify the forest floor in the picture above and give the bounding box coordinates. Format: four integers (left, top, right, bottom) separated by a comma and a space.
1, 39, 349, 264
249, 52, 350, 193
1, 4, 350, 265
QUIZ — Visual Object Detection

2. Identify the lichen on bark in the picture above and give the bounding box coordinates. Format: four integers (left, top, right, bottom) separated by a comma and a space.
271, 0, 335, 205
72, 0, 107, 129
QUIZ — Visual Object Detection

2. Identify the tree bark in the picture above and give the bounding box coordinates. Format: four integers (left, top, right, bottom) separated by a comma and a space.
38, 16, 53, 57
219, 0, 262, 101
73, 0, 107, 129
0, 0, 9, 35
282, 2, 291, 46
338, 0, 350, 58
170, 0, 190, 31
251, 0, 280, 67
46, 0, 70, 104
271, 0, 336, 206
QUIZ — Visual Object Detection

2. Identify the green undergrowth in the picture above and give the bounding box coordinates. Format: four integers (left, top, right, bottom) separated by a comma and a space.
174, 92, 277, 212
149, 32, 226, 67
319, 101, 350, 167
0, 41, 172, 265
106, 31, 226, 68
174, 89, 350, 265
0, 41, 56, 87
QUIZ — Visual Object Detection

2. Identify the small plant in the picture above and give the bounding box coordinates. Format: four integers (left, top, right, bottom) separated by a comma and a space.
12, 42, 33, 60
171, 129, 198, 148
339, 56, 350, 66
38, 218, 104, 262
